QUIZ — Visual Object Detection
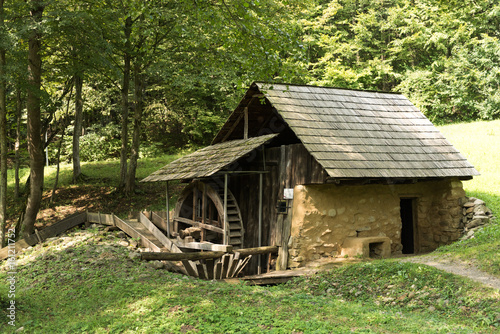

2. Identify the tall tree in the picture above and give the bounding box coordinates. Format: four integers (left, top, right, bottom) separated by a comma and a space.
0, 0, 7, 247
21, 0, 45, 237
72, 72, 83, 182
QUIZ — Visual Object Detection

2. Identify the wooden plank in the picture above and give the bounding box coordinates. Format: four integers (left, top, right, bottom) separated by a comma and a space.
227, 252, 240, 278
233, 255, 252, 278
182, 260, 198, 277
87, 212, 114, 226
221, 254, 231, 279
0, 239, 30, 261
113, 215, 162, 252
151, 212, 169, 234
140, 251, 225, 261
206, 259, 215, 280
196, 263, 207, 280
178, 241, 233, 252
139, 213, 182, 253
37, 212, 87, 242
215, 261, 223, 279
173, 217, 224, 234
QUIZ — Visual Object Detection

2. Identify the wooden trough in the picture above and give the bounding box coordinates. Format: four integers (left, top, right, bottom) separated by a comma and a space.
0, 211, 278, 281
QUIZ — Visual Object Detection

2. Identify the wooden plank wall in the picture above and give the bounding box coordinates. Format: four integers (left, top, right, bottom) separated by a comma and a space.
231, 143, 328, 274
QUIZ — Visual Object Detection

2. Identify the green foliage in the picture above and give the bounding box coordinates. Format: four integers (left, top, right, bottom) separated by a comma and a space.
300, 0, 500, 122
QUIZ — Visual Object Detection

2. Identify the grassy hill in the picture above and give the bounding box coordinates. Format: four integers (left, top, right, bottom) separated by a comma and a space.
1, 120, 499, 333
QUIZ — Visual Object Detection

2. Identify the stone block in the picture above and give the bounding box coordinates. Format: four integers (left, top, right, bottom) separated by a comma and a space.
340, 236, 391, 259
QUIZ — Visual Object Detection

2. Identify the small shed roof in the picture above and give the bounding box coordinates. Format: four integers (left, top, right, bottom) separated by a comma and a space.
141, 133, 278, 182
214, 82, 479, 179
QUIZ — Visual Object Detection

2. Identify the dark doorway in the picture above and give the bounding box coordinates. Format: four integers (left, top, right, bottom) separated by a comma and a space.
400, 198, 416, 254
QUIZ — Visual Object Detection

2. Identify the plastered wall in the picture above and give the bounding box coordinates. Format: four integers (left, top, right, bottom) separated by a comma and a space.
288, 178, 466, 268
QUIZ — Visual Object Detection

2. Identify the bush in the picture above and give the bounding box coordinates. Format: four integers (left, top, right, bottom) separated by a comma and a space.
48, 123, 122, 163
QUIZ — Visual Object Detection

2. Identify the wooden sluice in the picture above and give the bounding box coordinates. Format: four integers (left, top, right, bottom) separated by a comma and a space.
0, 211, 278, 281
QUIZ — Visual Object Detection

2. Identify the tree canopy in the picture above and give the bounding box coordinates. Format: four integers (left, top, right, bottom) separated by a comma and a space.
0, 0, 499, 239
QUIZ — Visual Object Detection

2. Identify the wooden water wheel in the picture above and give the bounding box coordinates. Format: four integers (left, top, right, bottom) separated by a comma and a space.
173, 180, 244, 249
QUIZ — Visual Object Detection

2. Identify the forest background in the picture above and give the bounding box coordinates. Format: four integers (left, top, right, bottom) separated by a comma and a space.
0, 0, 499, 245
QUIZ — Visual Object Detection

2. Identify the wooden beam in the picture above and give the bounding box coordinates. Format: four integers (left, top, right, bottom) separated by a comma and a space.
178, 241, 233, 252
141, 251, 225, 261
221, 112, 245, 142
166, 181, 170, 237
206, 259, 215, 279
223, 173, 228, 244
258, 173, 263, 274
173, 217, 224, 234
201, 183, 206, 242
237, 246, 278, 257
244, 107, 248, 139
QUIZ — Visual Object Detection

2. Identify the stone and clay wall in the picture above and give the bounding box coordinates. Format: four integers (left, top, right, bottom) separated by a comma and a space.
288, 178, 468, 268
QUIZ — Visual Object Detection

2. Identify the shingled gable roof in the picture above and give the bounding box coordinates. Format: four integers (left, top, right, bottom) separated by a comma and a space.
141, 133, 278, 182
214, 82, 479, 179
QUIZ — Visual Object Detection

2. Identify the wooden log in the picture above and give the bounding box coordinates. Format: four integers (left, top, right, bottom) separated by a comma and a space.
227, 252, 240, 278
141, 251, 225, 261
173, 217, 224, 234
237, 246, 278, 257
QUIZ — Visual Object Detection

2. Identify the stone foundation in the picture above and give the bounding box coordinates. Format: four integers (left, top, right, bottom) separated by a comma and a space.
288, 178, 467, 268
460, 197, 496, 240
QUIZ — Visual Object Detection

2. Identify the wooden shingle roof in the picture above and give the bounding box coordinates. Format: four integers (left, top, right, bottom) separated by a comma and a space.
255, 82, 479, 179
141, 133, 278, 182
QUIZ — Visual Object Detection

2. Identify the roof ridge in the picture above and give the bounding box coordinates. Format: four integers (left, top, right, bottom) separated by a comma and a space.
253, 81, 403, 95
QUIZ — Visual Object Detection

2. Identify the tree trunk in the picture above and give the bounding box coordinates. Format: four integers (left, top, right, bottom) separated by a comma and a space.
72, 73, 83, 183
125, 63, 144, 194
0, 0, 7, 247
51, 125, 65, 204
15, 87, 22, 198
22, 1, 45, 238
118, 16, 132, 192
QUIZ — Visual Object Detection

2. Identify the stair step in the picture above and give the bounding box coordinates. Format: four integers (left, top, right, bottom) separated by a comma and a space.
229, 231, 242, 237
229, 223, 241, 229
229, 238, 242, 244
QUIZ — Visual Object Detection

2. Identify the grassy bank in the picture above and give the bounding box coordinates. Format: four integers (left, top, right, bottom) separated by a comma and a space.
437, 120, 500, 275
1, 228, 498, 333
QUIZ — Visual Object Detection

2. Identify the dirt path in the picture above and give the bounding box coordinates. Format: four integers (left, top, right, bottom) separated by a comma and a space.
400, 255, 500, 290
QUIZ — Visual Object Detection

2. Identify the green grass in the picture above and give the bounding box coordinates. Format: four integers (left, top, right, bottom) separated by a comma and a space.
436, 120, 500, 275
1, 229, 498, 333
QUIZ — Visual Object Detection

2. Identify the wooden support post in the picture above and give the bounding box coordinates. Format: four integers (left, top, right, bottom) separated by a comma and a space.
244, 107, 248, 139
223, 173, 228, 245
192, 185, 198, 223
258, 172, 263, 275
201, 183, 207, 242
166, 181, 170, 238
